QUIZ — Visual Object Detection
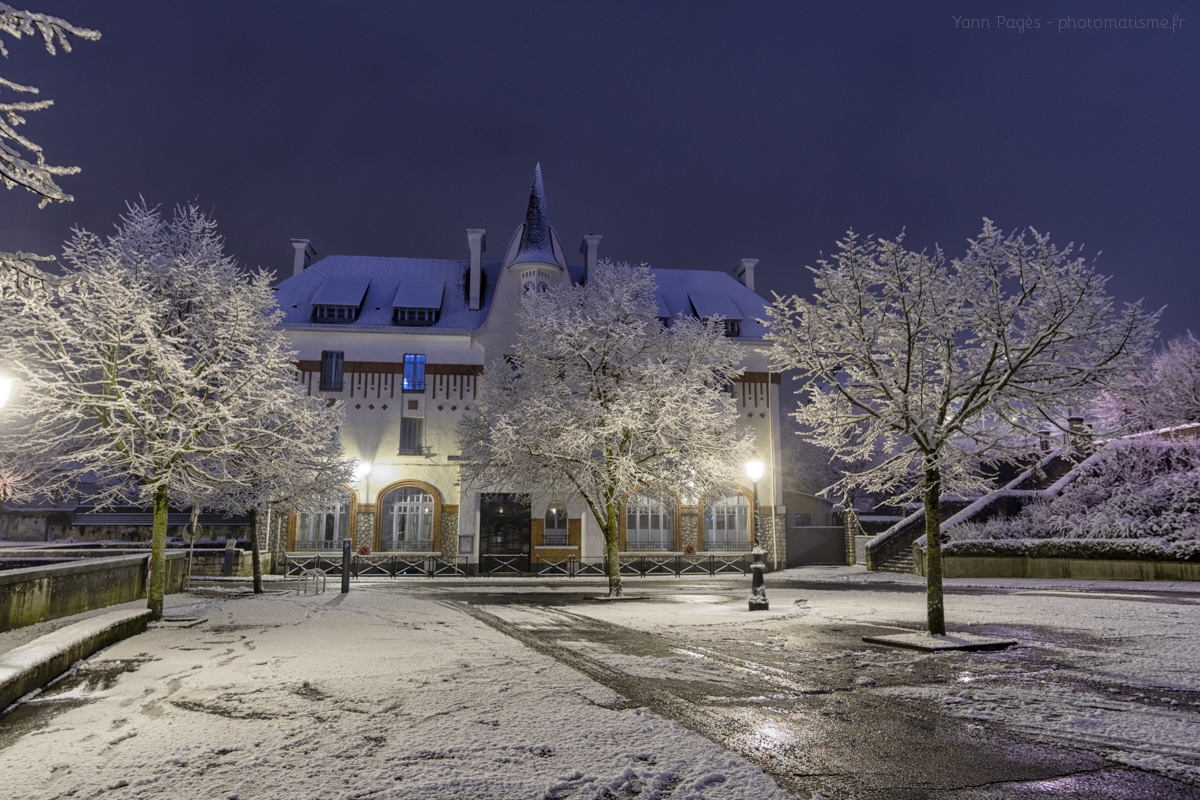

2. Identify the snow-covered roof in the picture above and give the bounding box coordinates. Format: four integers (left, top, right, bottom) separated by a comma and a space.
510, 163, 560, 267
273, 255, 496, 330
393, 279, 445, 309
311, 275, 370, 307
652, 269, 770, 338
688, 290, 744, 321
653, 288, 671, 319
275, 259, 769, 337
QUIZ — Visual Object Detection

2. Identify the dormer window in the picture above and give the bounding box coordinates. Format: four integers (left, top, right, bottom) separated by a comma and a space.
393, 281, 445, 327
688, 291, 744, 339
393, 307, 440, 326
313, 304, 361, 323
312, 276, 370, 324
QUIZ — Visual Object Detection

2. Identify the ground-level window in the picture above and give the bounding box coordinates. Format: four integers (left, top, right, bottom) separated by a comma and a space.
625, 493, 674, 551
544, 505, 568, 546
705, 493, 749, 550
380, 486, 434, 551
295, 502, 350, 551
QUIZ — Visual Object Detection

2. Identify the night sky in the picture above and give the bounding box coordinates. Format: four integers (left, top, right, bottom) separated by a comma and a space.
4, 1, 1196, 340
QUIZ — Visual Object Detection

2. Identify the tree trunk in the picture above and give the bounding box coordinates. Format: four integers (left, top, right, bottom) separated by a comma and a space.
923, 458, 946, 635
249, 506, 264, 594
147, 484, 169, 621
604, 502, 622, 597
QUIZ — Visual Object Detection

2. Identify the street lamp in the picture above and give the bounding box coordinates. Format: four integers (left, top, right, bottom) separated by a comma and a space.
746, 458, 768, 611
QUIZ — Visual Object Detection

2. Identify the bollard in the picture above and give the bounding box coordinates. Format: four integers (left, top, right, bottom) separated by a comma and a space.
341, 538, 351, 594
749, 545, 769, 610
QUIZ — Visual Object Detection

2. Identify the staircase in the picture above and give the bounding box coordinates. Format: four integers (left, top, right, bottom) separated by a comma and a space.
866, 450, 1090, 575
875, 547, 915, 574
864, 500, 971, 575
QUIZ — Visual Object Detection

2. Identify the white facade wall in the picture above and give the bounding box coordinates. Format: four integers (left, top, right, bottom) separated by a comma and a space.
274, 173, 787, 568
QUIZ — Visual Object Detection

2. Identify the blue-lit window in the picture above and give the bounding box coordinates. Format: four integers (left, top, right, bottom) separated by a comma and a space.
403, 354, 426, 391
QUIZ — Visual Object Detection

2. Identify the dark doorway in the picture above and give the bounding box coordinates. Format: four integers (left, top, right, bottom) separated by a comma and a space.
479, 493, 531, 574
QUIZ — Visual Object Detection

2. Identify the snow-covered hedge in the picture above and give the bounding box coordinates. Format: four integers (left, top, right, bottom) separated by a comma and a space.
945, 439, 1200, 561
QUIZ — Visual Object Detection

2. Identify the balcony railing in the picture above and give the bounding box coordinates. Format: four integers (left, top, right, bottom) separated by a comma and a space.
624, 539, 674, 551
705, 539, 751, 551
293, 539, 344, 551
379, 540, 434, 552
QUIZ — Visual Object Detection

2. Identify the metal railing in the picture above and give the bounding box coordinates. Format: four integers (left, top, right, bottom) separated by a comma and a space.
284, 553, 466, 579
293, 540, 343, 552
283, 552, 754, 579
531, 554, 752, 578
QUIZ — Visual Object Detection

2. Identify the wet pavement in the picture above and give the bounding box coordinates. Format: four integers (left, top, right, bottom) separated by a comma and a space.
431, 583, 1200, 799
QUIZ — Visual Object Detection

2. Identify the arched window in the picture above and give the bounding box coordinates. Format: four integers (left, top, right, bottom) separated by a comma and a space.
625, 492, 674, 551
380, 486, 435, 551
705, 493, 750, 550
295, 501, 351, 551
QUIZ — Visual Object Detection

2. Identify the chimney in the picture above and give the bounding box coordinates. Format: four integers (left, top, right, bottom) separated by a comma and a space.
1036, 429, 1053, 453
291, 238, 316, 277
580, 234, 602, 282
467, 229, 486, 311
733, 258, 758, 291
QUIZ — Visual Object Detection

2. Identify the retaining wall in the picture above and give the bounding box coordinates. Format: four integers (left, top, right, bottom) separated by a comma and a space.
914, 549, 1200, 582
0, 552, 187, 631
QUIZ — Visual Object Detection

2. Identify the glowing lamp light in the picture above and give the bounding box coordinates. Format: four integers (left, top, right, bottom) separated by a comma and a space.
352, 461, 372, 483
0, 375, 11, 410
745, 458, 764, 483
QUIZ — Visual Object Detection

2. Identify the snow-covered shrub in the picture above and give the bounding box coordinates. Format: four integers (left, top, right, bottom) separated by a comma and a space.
946, 439, 1200, 560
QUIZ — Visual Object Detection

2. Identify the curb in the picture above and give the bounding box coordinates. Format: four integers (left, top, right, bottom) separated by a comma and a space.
0, 608, 153, 712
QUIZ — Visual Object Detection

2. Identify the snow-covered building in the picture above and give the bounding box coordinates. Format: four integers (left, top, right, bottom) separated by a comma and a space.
271, 166, 785, 571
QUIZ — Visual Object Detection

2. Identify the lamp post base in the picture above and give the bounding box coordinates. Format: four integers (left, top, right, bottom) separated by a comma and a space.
749, 545, 768, 611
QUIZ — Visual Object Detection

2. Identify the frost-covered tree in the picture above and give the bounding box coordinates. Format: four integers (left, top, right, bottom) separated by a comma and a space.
183, 405, 354, 595
766, 220, 1158, 634
0, 3, 97, 205
457, 260, 754, 597
1092, 333, 1200, 434
780, 413, 840, 497
0, 6, 97, 299
0, 203, 346, 618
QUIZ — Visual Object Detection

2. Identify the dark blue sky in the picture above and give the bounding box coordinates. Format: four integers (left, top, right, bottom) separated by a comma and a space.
4, 1, 1197, 339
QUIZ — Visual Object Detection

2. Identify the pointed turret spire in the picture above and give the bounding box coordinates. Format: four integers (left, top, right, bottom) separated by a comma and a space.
512, 163, 557, 265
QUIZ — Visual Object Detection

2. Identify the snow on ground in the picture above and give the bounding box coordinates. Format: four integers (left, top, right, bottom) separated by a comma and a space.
537, 568, 1200, 787
0, 588, 794, 800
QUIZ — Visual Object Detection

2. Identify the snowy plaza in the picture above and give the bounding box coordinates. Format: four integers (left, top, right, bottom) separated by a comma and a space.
0, 5, 1197, 799
1, 568, 1198, 799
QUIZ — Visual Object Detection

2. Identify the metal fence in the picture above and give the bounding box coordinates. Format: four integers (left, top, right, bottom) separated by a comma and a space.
532, 554, 753, 578
284, 553, 466, 578
283, 552, 753, 579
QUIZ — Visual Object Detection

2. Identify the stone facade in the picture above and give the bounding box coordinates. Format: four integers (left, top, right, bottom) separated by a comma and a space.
355, 510, 375, 552
679, 511, 699, 552
440, 509, 459, 562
